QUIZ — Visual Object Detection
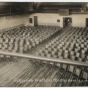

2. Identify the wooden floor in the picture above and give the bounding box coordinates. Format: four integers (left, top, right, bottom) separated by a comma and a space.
0, 26, 87, 87
0, 57, 87, 87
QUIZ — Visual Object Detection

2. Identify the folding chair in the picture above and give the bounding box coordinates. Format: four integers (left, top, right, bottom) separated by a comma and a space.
0, 44, 2, 49
63, 53, 68, 59
69, 65, 74, 73
62, 64, 67, 70
74, 67, 81, 78
82, 71, 88, 80
53, 54, 58, 58
46, 53, 51, 58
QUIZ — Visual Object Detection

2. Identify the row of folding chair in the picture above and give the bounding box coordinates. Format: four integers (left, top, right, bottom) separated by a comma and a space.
0, 26, 61, 54
35, 27, 88, 80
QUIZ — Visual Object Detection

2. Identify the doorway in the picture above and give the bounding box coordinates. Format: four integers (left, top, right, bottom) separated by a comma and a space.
34, 16, 38, 26
86, 18, 88, 27
63, 17, 72, 27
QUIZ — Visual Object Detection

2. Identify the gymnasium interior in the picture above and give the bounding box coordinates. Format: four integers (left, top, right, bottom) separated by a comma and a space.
0, 2, 88, 87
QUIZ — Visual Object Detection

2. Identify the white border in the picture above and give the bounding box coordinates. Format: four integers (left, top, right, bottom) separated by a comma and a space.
0, 1, 87, 88
0, 0, 88, 2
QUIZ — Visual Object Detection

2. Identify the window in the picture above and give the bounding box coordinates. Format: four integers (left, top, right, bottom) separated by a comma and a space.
29, 18, 32, 23
57, 19, 60, 22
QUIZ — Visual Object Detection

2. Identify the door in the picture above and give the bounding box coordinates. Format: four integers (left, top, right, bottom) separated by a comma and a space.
63, 17, 72, 27
34, 16, 38, 26
86, 18, 88, 27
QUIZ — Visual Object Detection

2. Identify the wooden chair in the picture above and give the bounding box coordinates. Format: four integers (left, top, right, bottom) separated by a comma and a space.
0, 38, 3, 44
40, 52, 45, 57
63, 53, 68, 59
69, 65, 74, 73
2, 46, 5, 51
8, 46, 13, 52
74, 67, 81, 78
76, 52, 80, 58
81, 50, 86, 54
46, 53, 51, 58
82, 71, 88, 80
61, 64, 67, 70
81, 54, 85, 60
57, 52, 62, 57
70, 55, 76, 60
0, 44, 2, 49
81, 44, 84, 48
52, 54, 58, 58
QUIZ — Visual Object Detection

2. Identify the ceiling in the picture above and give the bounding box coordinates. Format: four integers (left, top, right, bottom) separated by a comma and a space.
0, 2, 87, 16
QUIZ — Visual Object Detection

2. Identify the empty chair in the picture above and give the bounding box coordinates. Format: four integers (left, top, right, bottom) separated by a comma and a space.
81, 50, 86, 54
19, 42, 24, 47
57, 46, 61, 49
48, 43, 52, 46
84, 48, 87, 52
0, 44, 2, 49
53, 54, 58, 58
13, 47, 18, 52
68, 65, 74, 73
66, 42, 70, 45
70, 45, 74, 49
53, 48, 57, 53
44, 50, 49, 55
87, 56, 88, 60
62, 46, 67, 51
28, 46, 32, 50
74, 67, 81, 78
62, 42, 65, 45
8, 46, 13, 52
35, 41, 39, 45
81, 40, 84, 43
45, 45, 50, 48
36, 52, 40, 56
87, 45, 88, 48
57, 52, 62, 57
0, 54, 5, 58
63, 53, 68, 59
81, 54, 85, 60
32, 42, 36, 47
59, 44, 63, 47
70, 51, 75, 56
70, 55, 76, 60
76, 52, 80, 58
84, 42, 87, 46
74, 48, 79, 52
68, 47, 72, 51
19, 47, 24, 53
5, 55, 11, 59
0, 38, 3, 44
2, 46, 6, 51
75, 43, 79, 47
5, 38, 9, 43
4, 44, 8, 49
48, 47, 52, 52
51, 50, 56, 56
23, 45, 28, 53
59, 49, 63, 53
64, 50, 69, 54
82, 71, 88, 80
81, 44, 84, 48
56, 63, 61, 67
10, 38, 14, 43
40, 52, 45, 57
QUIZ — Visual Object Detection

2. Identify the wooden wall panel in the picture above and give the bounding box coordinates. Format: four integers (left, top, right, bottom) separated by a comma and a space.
59, 9, 69, 16
0, 5, 10, 14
